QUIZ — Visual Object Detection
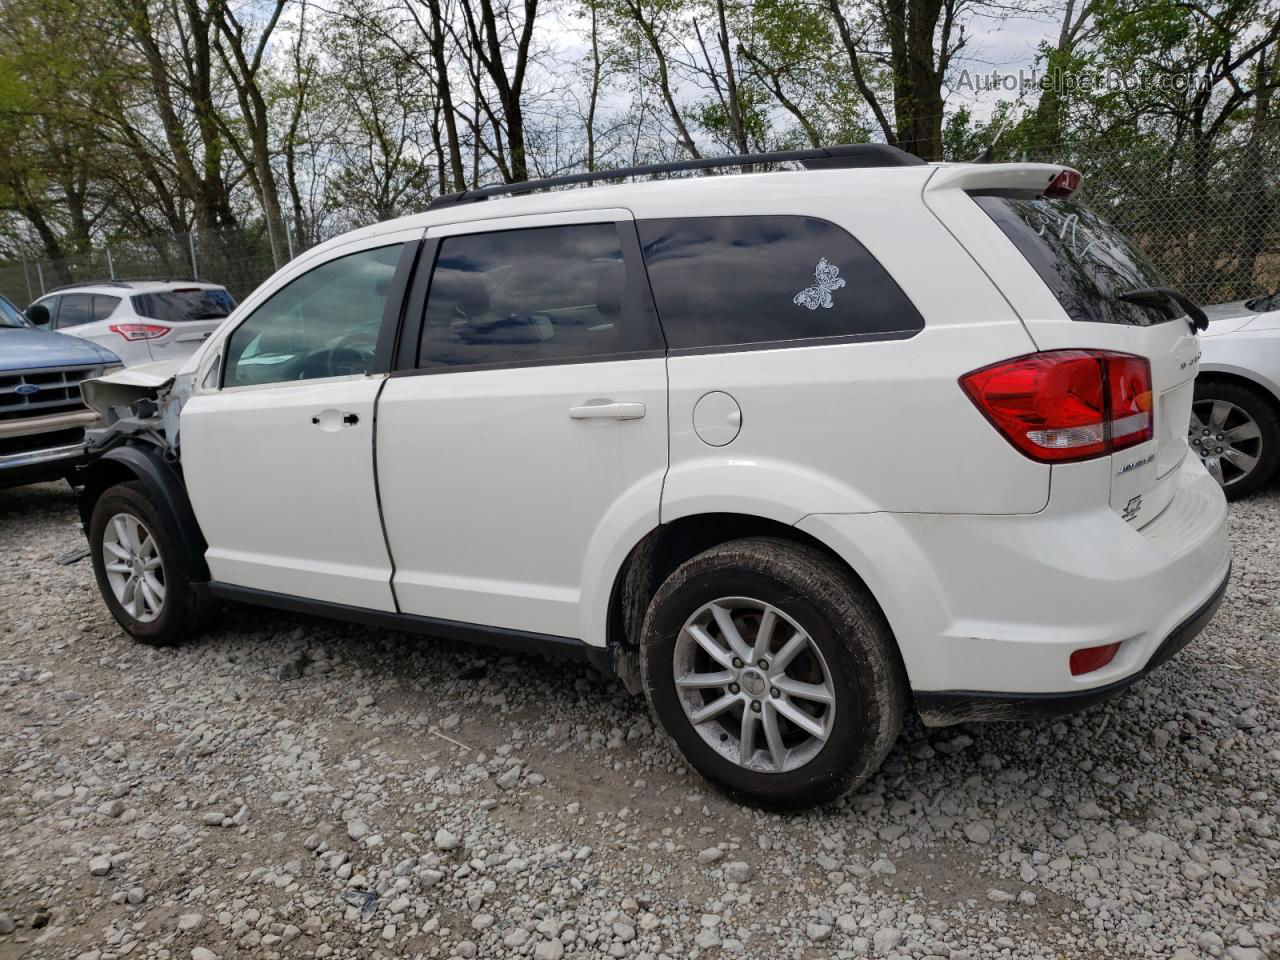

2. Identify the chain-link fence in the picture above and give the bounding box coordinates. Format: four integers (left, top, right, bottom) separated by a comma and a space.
1023, 132, 1279, 306
0, 219, 310, 307
1, 134, 1276, 310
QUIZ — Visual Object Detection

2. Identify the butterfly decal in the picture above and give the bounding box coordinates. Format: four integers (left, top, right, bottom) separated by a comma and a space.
792, 257, 846, 310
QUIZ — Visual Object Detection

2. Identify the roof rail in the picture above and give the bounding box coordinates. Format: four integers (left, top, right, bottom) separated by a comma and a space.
48, 280, 133, 292
48, 277, 200, 293
427, 143, 925, 210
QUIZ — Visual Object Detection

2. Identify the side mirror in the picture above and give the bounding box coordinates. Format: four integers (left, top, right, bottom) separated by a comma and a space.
26, 303, 51, 327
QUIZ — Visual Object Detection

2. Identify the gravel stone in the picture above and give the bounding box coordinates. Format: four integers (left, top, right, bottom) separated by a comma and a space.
2, 481, 1277, 960
806, 922, 832, 941
724, 860, 754, 883
697, 846, 723, 864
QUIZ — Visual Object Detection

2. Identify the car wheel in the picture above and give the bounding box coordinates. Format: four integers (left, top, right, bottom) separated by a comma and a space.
89, 480, 210, 646
639, 537, 907, 810
1190, 380, 1280, 500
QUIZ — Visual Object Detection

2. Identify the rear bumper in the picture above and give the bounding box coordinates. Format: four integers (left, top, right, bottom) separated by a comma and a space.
797, 454, 1232, 713
913, 562, 1230, 725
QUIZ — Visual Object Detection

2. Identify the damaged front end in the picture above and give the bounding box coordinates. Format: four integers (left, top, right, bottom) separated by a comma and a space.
80, 362, 195, 462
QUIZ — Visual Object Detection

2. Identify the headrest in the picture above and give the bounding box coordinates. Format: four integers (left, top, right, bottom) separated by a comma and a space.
430, 269, 490, 316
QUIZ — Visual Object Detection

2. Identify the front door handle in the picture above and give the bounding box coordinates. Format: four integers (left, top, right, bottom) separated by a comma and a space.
311, 409, 360, 430
568, 400, 646, 421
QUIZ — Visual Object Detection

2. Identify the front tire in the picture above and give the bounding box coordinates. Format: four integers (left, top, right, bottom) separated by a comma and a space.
89, 480, 210, 646
1190, 380, 1280, 500
639, 537, 906, 810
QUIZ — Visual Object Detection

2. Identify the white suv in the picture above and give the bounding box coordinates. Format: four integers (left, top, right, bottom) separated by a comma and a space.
26, 279, 236, 366
75, 146, 1231, 809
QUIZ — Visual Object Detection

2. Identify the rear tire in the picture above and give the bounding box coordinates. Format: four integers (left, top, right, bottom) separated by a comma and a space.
89, 480, 210, 646
1190, 380, 1280, 500
639, 537, 906, 810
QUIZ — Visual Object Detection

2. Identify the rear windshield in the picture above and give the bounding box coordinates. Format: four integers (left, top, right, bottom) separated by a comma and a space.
973, 195, 1169, 326
132, 288, 236, 322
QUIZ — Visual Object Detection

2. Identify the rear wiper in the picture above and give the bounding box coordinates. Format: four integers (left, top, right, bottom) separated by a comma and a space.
1118, 286, 1208, 332
1244, 289, 1279, 312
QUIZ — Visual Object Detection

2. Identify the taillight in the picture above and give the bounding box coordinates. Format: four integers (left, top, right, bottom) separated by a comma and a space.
109, 323, 168, 341
1106, 355, 1154, 452
960, 350, 1153, 463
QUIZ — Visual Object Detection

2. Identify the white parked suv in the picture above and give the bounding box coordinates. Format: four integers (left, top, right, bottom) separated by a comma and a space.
26, 279, 236, 367
74, 145, 1231, 808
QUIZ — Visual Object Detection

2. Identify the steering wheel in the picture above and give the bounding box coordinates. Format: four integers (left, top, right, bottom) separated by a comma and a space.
322, 331, 377, 378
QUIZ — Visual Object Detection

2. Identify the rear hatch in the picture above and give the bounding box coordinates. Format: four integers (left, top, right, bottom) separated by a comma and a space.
970, 193, 1199, 526
132, 287, 236, 359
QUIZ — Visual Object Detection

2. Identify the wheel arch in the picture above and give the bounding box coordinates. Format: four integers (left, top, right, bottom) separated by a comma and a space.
77, 444, 210, 582
602, 512, 897, 693
1196, 366, 1280, 412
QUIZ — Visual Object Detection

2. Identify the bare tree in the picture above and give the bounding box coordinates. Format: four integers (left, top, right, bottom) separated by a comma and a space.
457, 0, 539, 181
211, 0, 291, 265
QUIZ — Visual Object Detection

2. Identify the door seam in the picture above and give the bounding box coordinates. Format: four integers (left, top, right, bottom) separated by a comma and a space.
371, 376, 402, 613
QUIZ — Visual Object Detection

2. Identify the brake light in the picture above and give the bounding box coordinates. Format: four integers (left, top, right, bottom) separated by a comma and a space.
960, 350, 1153, 463
1070, 642, 1120, 676
110, 323, 169, 341
1106, 355, 1154, 452
1044, 169, 1081, 198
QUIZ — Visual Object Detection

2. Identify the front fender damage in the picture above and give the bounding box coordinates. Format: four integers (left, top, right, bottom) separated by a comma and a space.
80, 363, 193, 460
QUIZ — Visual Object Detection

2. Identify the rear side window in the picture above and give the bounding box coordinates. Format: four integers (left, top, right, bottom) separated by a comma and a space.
973, 196, 1169, 326
418, 222, 660, 370
92, 295, 120, 322
133, 287, 236, 322
56, 294, 94, 327
637, 216, 923, 351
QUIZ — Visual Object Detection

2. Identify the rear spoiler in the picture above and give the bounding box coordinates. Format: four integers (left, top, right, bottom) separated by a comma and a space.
924, 162, 1083, 199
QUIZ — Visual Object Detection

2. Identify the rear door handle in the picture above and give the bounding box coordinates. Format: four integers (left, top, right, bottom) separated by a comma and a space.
568, 400, 646, 421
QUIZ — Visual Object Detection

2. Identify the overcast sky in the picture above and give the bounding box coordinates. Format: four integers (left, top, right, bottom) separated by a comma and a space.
950, 11, 1060, 120
537, 4, 1062, 132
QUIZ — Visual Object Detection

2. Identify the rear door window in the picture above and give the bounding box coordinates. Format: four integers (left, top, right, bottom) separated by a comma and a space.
133, 287, 236, 322
418, 222, 662, 370
636, 215, 923, 351
56, 294, 94, 328
973, 195, 1170, 326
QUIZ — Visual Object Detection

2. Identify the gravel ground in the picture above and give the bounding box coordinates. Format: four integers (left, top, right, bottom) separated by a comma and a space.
1, 481, 1277, 960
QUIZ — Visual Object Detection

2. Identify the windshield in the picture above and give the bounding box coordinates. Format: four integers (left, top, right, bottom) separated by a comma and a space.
973, 195, 1170, 326
132, 287, 236, 322
0, 294, 29, 328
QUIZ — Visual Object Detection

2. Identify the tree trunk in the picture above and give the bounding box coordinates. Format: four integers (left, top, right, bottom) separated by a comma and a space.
887, 0, 946, 160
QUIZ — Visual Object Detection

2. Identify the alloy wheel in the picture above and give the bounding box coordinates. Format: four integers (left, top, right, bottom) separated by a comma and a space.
101, 512, 166, 623
672, 597, 835, 773
1189, 399, 1263, 488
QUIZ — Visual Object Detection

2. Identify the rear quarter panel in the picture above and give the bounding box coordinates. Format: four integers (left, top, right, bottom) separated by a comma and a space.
630, 171, 1049, 520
